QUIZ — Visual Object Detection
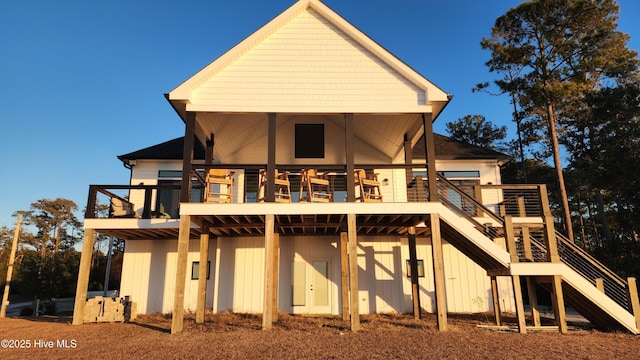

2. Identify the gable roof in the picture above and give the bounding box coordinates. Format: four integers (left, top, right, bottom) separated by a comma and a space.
117, 134, 511, 165
167, 0, 451, 116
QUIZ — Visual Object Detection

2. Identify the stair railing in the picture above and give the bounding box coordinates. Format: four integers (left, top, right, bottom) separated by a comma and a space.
434, 176, 632, 310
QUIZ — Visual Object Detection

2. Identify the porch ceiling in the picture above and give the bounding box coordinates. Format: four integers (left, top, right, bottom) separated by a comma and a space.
93, 213, 431, 240
195, 112, 424, 163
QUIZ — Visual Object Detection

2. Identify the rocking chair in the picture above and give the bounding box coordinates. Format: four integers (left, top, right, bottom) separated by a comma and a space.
299, 168, 332, 202
355, 169, 383, 202
205, 169, 235, 203
258, 169, 292, 203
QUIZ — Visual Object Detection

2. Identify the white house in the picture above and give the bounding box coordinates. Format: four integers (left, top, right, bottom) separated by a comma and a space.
112, 134, 515, 317
73, 0, 640, 335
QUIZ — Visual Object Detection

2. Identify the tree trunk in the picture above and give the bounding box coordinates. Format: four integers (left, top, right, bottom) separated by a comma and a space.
547, 102, 575, 243
594, 189, 611, 244
511, 92, 528, 183
54, 225, 60, 254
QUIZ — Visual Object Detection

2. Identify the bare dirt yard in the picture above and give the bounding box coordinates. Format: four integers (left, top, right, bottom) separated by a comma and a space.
1, 312, 638, 359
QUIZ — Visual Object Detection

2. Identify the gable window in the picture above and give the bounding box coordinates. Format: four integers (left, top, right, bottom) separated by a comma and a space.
295, 124, 324, 158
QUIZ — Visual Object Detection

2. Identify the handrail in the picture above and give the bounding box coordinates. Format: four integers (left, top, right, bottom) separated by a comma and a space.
435, 176, 631, 310
555, 232, 626, 287
435, 176, 508, 244
437, 176, 505, 225
528, 232, 629, 310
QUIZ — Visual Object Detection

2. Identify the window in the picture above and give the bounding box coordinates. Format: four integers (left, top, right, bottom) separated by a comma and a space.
437, 171, 480, 178
406, 260, 425, 278
295, 124, 324, 158
191, 261, 211, 280
158, 170, 183, 178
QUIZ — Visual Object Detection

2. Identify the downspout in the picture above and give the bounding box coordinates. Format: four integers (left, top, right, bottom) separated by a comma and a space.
122, 159, 136, 199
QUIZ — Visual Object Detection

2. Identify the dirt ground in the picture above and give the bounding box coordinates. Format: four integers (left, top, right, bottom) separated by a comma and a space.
1, 312, 639, 359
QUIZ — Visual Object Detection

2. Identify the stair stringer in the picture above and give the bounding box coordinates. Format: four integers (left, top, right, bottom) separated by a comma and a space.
561, 264, 639, 334
436, 204, 511, 270
509, 262, 638, 334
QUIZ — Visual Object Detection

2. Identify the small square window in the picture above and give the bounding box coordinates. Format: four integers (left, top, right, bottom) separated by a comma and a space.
406, 259, 425, 278
295, 124, 324, 158
191, 261, 211, 280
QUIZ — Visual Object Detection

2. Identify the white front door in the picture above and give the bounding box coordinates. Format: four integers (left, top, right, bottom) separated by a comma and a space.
309, 261, 330, 314
292, 260, 331, 314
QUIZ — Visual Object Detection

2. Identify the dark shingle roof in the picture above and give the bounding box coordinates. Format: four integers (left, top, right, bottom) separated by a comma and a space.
414, 134, 512, 164
117, 137, 205, 162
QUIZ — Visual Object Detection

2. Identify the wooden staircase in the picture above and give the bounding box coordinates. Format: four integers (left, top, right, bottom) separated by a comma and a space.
433, 177, 640, 334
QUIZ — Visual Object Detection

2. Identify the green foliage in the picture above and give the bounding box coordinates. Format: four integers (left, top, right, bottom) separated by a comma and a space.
482, 0, 640, 242
3, 198, 124, 301
14, 198, 80, 256
592, 236, 640, 280
9, 250, 79, 298
445, 115, 507, 151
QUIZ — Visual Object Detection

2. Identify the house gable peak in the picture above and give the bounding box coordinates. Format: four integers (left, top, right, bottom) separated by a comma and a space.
168, 0, 450, 115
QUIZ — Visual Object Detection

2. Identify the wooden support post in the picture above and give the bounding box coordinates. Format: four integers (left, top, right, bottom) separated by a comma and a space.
543, 215, 560, 263
595, 278, 605, 293
539, 184, 561, 263
517, 196, 526, 217
626, 277, 640, 331
490, 276, 502, 326
196, 228, 209, 324
180, 112, 196, 203
212, 237, 221, 313
1, 215, 21, 318
430, 214, 447, 331
345, 113, 355, 203
408, 226, 421, 319
511, 275, 527, 334
272, 233, 280, 322
347, 214, 360, 331
72, 228, 95, 325
473, 185, 484, 217
266, 113, 276, 202
551, 275, 568, 334
340, 231, 350, 322
504, 216, 519, 263
171, 215, 191, 334
526, 277, 541, 327
404, 134, 413, 188
262, 214, 275, 329
423, 113, 439, 201
522, 226, 533, 262
505, 215, 527, 333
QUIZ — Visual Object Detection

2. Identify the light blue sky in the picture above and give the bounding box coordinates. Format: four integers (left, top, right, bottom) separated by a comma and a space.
1, 0, 639, 228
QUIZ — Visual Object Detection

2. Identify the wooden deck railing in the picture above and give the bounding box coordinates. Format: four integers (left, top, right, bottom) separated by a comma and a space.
85, 184, 181, 219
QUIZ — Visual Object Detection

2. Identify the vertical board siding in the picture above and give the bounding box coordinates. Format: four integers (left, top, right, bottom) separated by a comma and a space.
119, 238, 216, 315
230, 237, 265, 313
121, 235, 515, 315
